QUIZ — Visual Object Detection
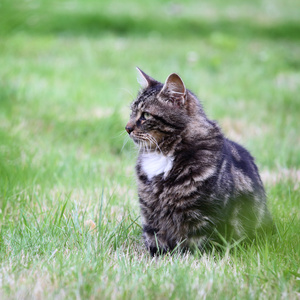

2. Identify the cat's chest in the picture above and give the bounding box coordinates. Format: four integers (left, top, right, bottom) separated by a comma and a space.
140, 152, 174, 180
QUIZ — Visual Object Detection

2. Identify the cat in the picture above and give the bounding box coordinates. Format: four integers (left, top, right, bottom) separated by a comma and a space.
125, 68, 273, 256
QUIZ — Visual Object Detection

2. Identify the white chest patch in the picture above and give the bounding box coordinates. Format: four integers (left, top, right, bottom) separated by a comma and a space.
140, 152, 174, 180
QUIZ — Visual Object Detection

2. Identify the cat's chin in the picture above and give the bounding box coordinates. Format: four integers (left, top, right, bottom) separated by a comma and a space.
131, 137, 156, 151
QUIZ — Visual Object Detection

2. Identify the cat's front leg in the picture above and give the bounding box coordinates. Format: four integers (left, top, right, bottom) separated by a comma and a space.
142, 226, 167, 256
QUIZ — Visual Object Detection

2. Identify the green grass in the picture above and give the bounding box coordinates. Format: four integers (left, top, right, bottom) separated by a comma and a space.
0, 0, 300, 299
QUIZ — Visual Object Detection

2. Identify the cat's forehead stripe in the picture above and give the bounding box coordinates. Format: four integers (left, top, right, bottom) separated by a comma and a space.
134, 88, 159, 109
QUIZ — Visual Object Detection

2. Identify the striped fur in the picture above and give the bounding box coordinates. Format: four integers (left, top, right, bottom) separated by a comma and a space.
126, 69, 273, 256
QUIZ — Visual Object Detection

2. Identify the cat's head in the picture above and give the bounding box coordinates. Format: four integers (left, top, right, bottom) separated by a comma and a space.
126, 68, 205, 153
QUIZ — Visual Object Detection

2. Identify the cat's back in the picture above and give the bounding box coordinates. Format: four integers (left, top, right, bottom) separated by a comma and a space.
221, 138, 265, 196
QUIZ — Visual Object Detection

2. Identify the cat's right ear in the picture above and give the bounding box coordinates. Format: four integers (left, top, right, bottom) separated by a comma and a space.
136, 67, 158, 89
159, 73, 186, 106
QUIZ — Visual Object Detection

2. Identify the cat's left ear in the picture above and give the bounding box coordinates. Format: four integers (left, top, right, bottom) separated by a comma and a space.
136, 67, 158, 89
159, 73, 186, 105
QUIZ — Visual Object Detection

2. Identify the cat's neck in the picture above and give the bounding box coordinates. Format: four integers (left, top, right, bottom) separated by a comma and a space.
140, 152, 174, 180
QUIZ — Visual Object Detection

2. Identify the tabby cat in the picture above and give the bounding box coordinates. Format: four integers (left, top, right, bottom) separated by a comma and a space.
126, 68, 272, 256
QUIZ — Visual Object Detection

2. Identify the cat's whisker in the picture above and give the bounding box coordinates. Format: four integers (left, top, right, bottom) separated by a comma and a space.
121, 135, 131, 152
120, 88, 134, 98
144, 136, 154, 154
143, 137, 150, 154
140, 141, 144, 153
114, 130, 128, 138
145, 141, 150, 154
146, 134, 162, 154
141, 141, 146, 153
146, 138, 154, 153
145, 140, 150, 154
151, 137, 162, 153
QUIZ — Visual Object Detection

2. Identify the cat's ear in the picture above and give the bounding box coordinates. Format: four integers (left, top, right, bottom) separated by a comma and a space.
159, 73, 186, 105
136, 67, 158, 89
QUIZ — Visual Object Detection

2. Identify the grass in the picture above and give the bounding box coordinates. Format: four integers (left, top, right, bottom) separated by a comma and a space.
0, 0, 300, 298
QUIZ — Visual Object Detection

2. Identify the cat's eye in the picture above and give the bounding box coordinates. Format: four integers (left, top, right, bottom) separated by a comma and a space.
142, 112, 151, 120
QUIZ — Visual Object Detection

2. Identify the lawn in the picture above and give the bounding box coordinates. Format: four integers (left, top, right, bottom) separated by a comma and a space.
0, 0, 299, 299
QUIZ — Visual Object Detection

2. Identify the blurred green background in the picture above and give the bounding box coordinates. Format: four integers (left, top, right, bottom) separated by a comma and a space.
1, 0, 299, 192
0, 0, 300, 298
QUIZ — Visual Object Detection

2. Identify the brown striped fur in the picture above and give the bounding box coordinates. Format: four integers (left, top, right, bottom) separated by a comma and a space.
126, 68, 273, 256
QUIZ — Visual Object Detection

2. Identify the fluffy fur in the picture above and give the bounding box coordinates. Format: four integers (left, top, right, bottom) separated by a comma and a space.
126, 68, 273, 256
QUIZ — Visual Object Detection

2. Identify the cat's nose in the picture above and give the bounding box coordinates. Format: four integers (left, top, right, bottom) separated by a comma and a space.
125, 123, 134, 134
